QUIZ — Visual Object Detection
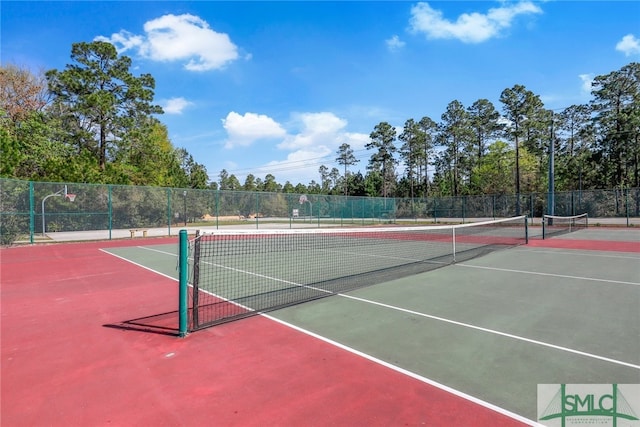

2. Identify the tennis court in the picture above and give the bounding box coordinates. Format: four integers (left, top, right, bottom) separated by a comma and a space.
1, 219, 639, 426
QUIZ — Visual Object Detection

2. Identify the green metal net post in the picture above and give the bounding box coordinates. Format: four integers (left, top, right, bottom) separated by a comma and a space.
108, 185, 113, 240
166, 188, 172, 237
178, 229, 189, 337
29, 181, 35, 244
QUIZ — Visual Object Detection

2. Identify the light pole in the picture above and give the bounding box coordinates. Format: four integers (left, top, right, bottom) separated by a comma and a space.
183, 190, 187, 226
548, 112, 555, 224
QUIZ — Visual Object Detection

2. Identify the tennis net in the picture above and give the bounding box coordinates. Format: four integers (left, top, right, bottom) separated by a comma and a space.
542, 213, 588, 239
186, 215, 528, 330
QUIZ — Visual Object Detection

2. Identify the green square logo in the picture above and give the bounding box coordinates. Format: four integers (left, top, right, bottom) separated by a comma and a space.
538, 384, 640, 426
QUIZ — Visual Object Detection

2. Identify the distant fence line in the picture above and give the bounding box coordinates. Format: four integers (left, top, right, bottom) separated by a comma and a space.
1, 178, 638, 244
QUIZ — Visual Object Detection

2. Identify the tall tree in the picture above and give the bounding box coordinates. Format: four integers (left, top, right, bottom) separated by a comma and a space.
590, 62, 640, 188
500, 85, 530, 213
218, 169, 231, 190
437, 100, 472, 197
467, 99, 503, 160
329, 167, 340, 192
282, 181, 295, 193
557, 104, 594, 191
262, 173, 279, 192
417, 116, 437, 196
318, 165, 330, 192
243, 174, 257, 191
467, 99, 503, 194
46, 41, 162, 172
335, 143, 359, 195
366, 122, 397, 197
398, 118, 423, 199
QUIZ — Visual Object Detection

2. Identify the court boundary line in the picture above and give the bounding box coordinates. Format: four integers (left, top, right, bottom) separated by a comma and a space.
262, 313, 542, 427
339, 293, 639, 370
456, 263, 640, 287
110, 244, 640, 371
516, 247, 640, 260
99, 247, 179, 283
100, 244, 541, 426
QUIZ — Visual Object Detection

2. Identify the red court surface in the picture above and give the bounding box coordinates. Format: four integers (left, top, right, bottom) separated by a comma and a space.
528, 238, 640, 252
0, 238, 532, 426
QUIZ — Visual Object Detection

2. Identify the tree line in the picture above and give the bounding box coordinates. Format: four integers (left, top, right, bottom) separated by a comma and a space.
1, 41, 638, 199
216, 63, 640, 198
1, 41, 208, 189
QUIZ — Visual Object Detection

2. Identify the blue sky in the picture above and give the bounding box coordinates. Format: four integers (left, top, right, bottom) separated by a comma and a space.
3, 1, 640, 186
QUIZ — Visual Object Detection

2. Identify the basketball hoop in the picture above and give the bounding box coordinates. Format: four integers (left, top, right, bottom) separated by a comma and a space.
66, 194, 76, 202
299, 195, 308, 205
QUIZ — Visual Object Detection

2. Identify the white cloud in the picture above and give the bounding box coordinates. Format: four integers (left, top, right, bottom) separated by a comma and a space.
272, 114, 369, 183
162, 97, 192, 114
278, 112, 348, 150
409, 1, 542, 43
97, 14, 240, 71
222, 112, 287, 148
221, 111, 369, 184
579, 73, 594, 94
95, 30, 144, 52
386, 35, 406, 51
616, 34, 640, 56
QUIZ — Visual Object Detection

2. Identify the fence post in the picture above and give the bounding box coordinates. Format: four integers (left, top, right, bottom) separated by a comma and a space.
255, 193, 259, 229
29, 181, 34, 244
215, 190, 219, 230
625, 188, 630, 227
462, 196, 466, 223
492, 195, 496, 219
108, 185, 113, 240
178, 229, 188, 337
167, 188, 172, 237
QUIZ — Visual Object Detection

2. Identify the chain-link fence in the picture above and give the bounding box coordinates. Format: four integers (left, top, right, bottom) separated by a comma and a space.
1, 178, 638, 245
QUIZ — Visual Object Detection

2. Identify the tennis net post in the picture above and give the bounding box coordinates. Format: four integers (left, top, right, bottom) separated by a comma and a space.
178, 229, 189, 337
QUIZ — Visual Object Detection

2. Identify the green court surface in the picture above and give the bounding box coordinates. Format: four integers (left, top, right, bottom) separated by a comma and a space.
103, 229, 640, 423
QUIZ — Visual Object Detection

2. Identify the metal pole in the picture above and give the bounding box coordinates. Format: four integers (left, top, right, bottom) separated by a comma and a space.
108, 185, 113, 240
178, 230, 188, 337
452, 228, 456, 262
547, 113, 555, 224
41, 189, 63, 235
183, 190, 187, 226
166, 188, 171, 237
29, 182, 34, 244
215, 189, 219, 230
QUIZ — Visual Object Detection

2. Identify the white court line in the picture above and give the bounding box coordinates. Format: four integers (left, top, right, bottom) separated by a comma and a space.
119, 245, 640, 370
100, 245, 542, 424
456, 263, 640, 287
516, 247, 640, 260
101, 244, 639, 425
109, 245, 639, 369
99, 248, 178, 282
338, 293, 639, 371
138, 245, 179, 257
261, 313, 542, 426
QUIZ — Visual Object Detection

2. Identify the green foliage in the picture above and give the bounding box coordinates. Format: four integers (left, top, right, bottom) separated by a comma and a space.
1, 42, 638, 199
